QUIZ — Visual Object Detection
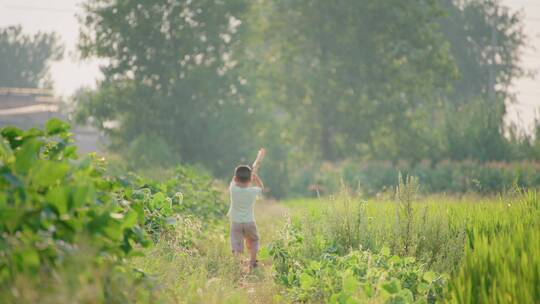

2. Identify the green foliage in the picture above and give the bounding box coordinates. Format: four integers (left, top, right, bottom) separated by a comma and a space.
0, 25, 63, 88
0, 119, 149, 283
249, 0, 457, 161
72, 0, 539, 198
125, 133, 179, 169
449, 191, 540, 303
118, 166, 226, 240
76, 0, 253, 176
268, 223, 446, 303
439, 0, 527, 103
0, 120, 226, 301
277, 193, 468, 274
395, 174, 420, 256
275, 188, 540, 303
288, 160, 540, 197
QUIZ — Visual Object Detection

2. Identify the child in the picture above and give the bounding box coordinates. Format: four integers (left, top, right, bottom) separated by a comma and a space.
228, 148, 265, 269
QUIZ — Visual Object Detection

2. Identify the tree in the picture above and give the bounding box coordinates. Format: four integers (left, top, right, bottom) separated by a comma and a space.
436, 0, 528, 162
77, 0, 251, 175
440, 0, 527, 104
0, 25, 63, 88
248, 0, 457, 162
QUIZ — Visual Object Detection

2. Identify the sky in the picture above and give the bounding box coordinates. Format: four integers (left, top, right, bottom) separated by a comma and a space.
0, 0, 539, 132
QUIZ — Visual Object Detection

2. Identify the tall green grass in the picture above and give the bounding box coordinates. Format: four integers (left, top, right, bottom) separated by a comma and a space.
449, 191, 540, 303
274, 185, 540, 303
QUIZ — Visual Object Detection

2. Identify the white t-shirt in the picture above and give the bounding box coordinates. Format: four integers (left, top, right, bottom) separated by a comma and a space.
228, 184, 262, 223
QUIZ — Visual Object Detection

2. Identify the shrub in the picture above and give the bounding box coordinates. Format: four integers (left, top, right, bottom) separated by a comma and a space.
0, 119, 227, 301
288, 160, 540, 197
268, 221, 446, 303
0, 119, 151, 283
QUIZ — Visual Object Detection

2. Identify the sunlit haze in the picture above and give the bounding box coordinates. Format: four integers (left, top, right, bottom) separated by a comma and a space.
0, 0, 539, 131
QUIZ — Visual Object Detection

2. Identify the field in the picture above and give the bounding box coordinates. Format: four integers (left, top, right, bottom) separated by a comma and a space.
3, 0, 540, 302
1, 122, 540, 304
124, 189, 539, 304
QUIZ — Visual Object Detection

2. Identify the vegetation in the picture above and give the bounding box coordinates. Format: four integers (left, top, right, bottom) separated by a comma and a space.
0, 25, 63, 88
267, 184, 540, 303
2, 0, 540, 302
288, 159, 540, 197
449, 191, 540, 303
0, 121, 226, 302
69, 0, 539, 197
1, 120, 539, 303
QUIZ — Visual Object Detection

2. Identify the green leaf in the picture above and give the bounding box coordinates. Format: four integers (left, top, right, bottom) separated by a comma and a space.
346, 297, 359, 304
364, 283, 374, 297
0, 138, 14, 164
46, 186, 69, 214
132, 201, 145, 223
258, 247, 270, 259
309, 260, 321, 270
380, 246, 391, 257
14, 139, 42, 174
103, 220, 123, 240
300, 273, 315, 289
73, 185, 94, 208
342, 270, 359, 293
404, 257, 416, 264
417, 282, 429, 293
398, 288, 414, 302
122, 210, 138, 229
20, 248, 40, 271
422, 271, 437, 283
389, 255, 401, 265
381, 279, 400, 294
1, 126, 23, 148
0, 206, 24, 232
29, 160, 69, 188
149, 192, 167, 209
63, 145, 78, 159
45, 118, 71, 136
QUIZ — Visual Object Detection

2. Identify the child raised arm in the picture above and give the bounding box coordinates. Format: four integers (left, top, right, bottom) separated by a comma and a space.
252, 148, 266, 175
251, 173, 264, 191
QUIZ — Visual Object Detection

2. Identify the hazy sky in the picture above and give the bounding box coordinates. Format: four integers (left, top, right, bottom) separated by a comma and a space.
1, 0, 539, 132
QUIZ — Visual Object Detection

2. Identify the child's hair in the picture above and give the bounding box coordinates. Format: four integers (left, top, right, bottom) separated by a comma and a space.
234, 165, 252, 183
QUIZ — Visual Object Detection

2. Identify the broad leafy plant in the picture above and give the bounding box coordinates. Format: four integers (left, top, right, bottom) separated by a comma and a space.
0, 119, 150, 282
268, 221, 446, 303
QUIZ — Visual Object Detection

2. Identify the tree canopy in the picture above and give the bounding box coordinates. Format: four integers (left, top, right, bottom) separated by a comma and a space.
0, 25, 63, 88
75, 0, 534, 197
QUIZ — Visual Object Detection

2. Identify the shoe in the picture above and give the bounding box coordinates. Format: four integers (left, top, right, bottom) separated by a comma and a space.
249, 260, 258, 269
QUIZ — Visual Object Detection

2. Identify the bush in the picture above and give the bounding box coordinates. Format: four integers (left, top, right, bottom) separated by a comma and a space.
115, 166, 227, 239
0, 119, 151, 283
0, 119, 227, 301
272, 185, 540, 303
287, 160, 540, 197
268, 220, 446, 303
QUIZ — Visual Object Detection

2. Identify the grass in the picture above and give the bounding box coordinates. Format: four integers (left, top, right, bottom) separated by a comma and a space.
269, 188, 539, 303
4, 190, 538, 303
125, 188, 537, 303
128, 200, 290, 304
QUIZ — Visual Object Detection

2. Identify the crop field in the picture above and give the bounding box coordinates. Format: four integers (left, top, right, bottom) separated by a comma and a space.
1, 121, 539, 303
3, 0, 540, 303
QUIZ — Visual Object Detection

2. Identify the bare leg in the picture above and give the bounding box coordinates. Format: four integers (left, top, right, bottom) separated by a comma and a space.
249, 247, 258, 266
246, 239, 258, 267
233, 250, 242, 258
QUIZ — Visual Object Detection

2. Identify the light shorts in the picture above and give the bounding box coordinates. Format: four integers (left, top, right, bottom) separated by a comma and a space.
230, 221, 259, 253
